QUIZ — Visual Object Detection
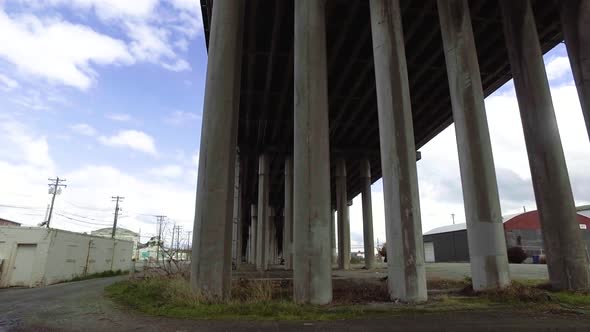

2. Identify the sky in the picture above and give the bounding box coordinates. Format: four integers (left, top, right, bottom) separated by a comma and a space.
0, 1, 589, 253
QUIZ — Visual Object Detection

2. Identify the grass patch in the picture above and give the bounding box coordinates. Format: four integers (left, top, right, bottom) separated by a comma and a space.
105, 276, 590, 321
70, 269, 127, 282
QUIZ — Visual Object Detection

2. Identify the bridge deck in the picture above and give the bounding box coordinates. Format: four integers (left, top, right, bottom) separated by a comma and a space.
199, 0, 562, 209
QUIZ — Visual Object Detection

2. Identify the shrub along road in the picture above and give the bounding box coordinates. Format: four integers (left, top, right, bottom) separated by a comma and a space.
1, 272, 590, 331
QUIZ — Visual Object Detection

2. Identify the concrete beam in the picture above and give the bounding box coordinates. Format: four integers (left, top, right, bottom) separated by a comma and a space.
360, 159, 375, 270
293, 0, 333, 305
501, 0, 590, 290
560, 0, 590, 142
370, 0, 427, 302
284, 157, 293, 270
256, 154, 270, 271
190, 0, 244, 300
438, 0, 510, 290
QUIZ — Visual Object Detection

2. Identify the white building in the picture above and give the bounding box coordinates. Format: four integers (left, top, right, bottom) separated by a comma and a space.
91, 227, 140, 260
0, 226, 133, 288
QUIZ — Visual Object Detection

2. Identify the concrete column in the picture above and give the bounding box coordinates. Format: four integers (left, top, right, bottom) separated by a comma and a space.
331, 209, 337, 265
437, 0, 510, 290
190, 0, 244, 300
268, 207, 276, 266
370, 0, 427, 302
336, 159, 350, 270
232, 157, 242, 268
501, 0, 590, 290
284, 157, 294, 270
256, 155, 270, 271
293, 0, 333, 305
561, 1, 590, 142
359, 159, 375, 270
250, 205, 257, 264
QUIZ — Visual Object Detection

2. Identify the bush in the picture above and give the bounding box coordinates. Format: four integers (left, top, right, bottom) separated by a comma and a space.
507, 246, 527, 264
378, 244, 387, 262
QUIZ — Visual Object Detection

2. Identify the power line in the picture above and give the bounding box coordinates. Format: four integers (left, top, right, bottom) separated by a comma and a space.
62, 199, 112, 212
53, 212, 111, 226
54, 210, 111, 223
0, 204, 46, 210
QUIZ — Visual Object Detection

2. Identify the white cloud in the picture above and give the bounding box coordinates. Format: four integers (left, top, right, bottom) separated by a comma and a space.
0, 115, 195, 240
0, 0, 201, 92
57, 0, 159, 21
0, 9, 134, 90
545, 56, 572, 82
106, 113, 133, 122
126, 21, 174, 62
0, 115, 55, 170
70, 123, 97, 137
164, 110, 199, 126
148, 164, 183, 178
162, 58, 191, 72
0, 72, 19, 91
169, 0, 200, 13
98, 130, 158, 156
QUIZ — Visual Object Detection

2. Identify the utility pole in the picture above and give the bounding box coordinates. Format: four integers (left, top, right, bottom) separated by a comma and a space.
186, 230, 192, 260
111, 196, 124, 238
176, 226, 182, 252
137, 228, 141, 260
46, 177, 67, 228
171, 223, 176, 259
155, 215, 166, 264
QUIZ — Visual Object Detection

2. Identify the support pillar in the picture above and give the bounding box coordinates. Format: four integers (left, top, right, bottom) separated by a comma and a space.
360, 159, 375, 270
336, 159, 350, 270
268, 207, 276, 266
370, 0, 427, 302
256, 155, 270, 271
232, 157, 242, 268
438, 0, 510, 290
501, 0, 590, 290
250, 205, 257, 264
293, 0, 333, 305
331, 209, 337, 265
190, 0, 244, 300
560, 1, 590, 142
284, 157, 294, 270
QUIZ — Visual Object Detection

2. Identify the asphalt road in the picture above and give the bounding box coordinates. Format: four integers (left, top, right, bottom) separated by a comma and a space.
1, 269, 589, 331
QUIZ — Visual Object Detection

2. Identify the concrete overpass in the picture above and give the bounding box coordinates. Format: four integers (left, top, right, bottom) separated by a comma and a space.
191, 0, 590, 304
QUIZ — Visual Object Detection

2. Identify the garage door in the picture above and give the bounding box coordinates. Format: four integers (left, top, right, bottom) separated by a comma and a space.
10, 244, 37, 287
424, 242, 435, 263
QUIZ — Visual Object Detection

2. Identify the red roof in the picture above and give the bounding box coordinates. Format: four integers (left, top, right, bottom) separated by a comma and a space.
0, 218, 21, 226
504, 211, 590, 231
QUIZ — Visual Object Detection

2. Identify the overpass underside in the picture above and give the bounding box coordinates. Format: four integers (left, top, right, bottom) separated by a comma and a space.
192, 0, 590, 304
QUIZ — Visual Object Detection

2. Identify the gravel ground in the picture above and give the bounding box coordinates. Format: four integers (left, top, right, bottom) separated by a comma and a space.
1, 263, 577, 332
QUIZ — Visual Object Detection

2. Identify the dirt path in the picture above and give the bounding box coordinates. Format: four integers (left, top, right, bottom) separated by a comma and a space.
1, 275, 589, 331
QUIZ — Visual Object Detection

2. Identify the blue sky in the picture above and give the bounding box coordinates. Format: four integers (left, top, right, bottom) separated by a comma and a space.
1, 1, 589, 251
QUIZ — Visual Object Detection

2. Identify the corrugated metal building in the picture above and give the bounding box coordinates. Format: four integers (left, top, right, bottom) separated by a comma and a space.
423, 209, 590, 262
